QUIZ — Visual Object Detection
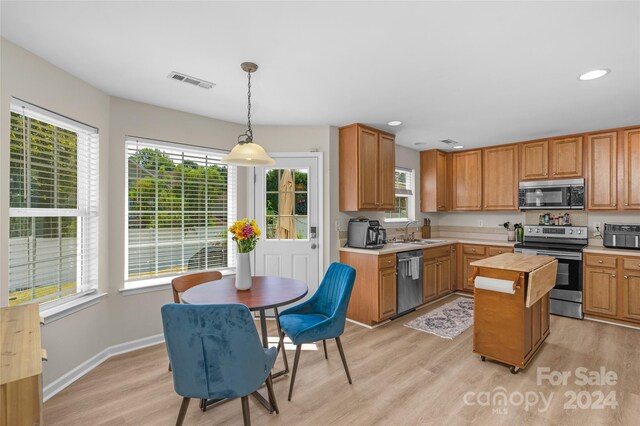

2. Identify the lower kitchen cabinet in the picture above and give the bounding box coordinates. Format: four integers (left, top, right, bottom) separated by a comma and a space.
378, 266, 397, 320
340, 251, 397, 326
584, 266, 617, 316
457, 244, 514, 291
583, 253, 640, 325
423, 246, 454, 302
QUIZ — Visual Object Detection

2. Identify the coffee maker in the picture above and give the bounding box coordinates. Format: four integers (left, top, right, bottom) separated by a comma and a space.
347, 217, 387, 249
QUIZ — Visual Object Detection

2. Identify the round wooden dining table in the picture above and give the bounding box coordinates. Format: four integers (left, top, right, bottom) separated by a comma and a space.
181, 276, 308, 376
181, 276, 308, 413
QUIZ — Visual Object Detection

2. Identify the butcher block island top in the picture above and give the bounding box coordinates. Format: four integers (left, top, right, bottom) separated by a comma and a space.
470, 252, 555, 272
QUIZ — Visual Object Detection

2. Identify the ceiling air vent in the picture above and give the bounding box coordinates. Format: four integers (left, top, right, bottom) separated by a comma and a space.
167, 71, 215, 89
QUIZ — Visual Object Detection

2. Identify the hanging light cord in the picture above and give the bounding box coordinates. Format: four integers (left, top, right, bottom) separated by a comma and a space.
238, 71, 253, 144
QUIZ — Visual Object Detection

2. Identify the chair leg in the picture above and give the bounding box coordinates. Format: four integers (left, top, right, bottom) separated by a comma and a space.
241, 395, 251, 426
274, 308, 289, 372
322, 340, 328, 359
265, 374, 279, 414
175, 397, 190, 426
335, 336, 352, 384
288, 345, 302, 401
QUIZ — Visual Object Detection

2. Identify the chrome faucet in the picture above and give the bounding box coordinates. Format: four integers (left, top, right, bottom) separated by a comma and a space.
404, 221, 418, 242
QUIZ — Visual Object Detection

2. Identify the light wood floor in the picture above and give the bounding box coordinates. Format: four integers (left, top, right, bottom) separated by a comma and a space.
44, 296, 640, 425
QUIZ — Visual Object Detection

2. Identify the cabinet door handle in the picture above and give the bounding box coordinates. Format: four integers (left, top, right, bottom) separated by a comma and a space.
611, 275, 616, 278
624, 276, 629, 279
625, 203, 629, 206
598, 260, 603, 264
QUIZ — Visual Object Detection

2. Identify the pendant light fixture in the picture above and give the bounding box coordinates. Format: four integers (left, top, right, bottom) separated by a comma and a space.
222, 62, 275, 166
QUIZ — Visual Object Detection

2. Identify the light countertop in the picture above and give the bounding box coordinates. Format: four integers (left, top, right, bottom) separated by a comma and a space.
339, 237, 516, 255
584, 246, 640, 257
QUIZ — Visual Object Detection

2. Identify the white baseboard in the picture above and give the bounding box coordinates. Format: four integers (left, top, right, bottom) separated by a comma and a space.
43, 333, 165, 402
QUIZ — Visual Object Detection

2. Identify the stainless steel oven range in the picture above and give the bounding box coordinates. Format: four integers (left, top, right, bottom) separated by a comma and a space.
514, 225, 588, 319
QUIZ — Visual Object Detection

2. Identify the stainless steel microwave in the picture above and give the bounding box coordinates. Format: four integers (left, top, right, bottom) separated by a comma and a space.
518, 179, 585, 210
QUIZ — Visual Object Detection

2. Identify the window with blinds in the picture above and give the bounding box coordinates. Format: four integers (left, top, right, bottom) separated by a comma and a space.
8, 98, 99, 306
125, 138, 236, 286
385, 167, 415, 221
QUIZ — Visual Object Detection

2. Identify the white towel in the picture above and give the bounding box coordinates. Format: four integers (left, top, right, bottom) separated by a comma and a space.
410, 257, 420, 279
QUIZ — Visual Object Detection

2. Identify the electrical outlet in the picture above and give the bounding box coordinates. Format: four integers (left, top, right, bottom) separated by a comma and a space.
478, 220, 483, 227
593, 222, 601, 231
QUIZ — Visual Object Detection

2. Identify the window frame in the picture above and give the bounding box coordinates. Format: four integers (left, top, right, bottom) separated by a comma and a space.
384, 167, 416, 223
123, 136, 237, 289
7, 98, 99, 310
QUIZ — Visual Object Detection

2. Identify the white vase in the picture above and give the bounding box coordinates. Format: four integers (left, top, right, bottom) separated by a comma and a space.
235, 252, 252, 290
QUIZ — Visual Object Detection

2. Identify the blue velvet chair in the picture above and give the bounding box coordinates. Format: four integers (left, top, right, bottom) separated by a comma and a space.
278, 262, 356, 400
161, 303, 279, 426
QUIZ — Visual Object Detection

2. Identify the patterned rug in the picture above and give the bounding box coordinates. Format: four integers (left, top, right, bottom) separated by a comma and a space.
405, 297, 474, 340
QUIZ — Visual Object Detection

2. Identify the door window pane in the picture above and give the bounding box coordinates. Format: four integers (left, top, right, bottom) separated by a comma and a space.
265, 168, 309, 240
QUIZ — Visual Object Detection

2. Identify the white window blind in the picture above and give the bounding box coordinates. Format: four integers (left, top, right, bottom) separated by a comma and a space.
125, 137, 236, 286
385, 167, 415, 222
8, 98, 99, 306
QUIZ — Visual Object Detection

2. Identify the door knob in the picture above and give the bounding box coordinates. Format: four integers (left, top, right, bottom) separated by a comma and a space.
311, 244, 317, 249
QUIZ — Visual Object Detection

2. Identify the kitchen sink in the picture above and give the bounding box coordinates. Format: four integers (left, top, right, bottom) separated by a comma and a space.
390, 239, 445, 245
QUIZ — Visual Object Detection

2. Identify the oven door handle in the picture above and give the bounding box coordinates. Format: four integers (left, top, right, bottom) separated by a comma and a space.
532, 250, 582, 260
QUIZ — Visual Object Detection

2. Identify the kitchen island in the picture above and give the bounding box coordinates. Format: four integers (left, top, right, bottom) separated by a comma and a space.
471, 253, 557, 373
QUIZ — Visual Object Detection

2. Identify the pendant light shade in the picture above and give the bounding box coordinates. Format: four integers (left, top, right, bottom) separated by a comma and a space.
222, 62, 275, 167
222, 142, 275, 166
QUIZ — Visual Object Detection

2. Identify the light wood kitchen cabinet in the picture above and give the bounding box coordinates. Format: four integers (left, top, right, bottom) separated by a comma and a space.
456, 244, 513, 292
339, 123, 395, 211
451, 149, 482, 211
341, 251, 397, 326
622, 128, 640, 210
587, 132, 617, 210
420, 150, 449, 212
483, 144, 519, 210
423, 258, 438, 302
520, 140, 549, 180
584, 253, 640, 325
622, 273, 640, 322
378, 266, 397, 320
584, 266, 617, 317
437, 255, 453, 296
550, 136, 583, 178
423, 246, 454, 301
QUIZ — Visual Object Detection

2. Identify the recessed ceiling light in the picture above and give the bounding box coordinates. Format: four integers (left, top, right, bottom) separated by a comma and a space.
578, 69, 610, 81
452, 144, 465, 150
387, 120, 402, 127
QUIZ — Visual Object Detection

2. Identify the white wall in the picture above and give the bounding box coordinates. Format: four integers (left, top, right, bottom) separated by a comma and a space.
0, 37, 112, 384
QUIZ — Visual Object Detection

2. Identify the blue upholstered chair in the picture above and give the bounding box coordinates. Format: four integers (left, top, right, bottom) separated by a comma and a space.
278, 262, 356, 400
161, 303, 279, 426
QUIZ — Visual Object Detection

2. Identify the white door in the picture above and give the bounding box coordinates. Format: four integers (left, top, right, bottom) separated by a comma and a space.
252, 154, 322, 299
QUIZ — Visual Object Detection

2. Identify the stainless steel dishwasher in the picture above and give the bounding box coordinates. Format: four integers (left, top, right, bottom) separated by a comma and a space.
396, 250, 423, 316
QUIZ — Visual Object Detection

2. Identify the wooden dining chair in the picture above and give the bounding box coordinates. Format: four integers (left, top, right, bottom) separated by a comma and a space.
168, 271, 223, 374
171, 270, 223, 303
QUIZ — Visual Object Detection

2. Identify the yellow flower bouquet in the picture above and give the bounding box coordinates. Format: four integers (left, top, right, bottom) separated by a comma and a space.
229, 218, 261, 253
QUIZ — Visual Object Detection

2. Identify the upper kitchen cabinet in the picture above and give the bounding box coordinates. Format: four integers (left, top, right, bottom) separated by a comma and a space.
483, 144, 519, 210
622, 128, 640, 210
550, 136, 583, 178
339, 124, 396, 211
451, 149, 482, 211
520, 140, 549, 180
420, 149, 449, 212
587, 132, 617, 210
520, 137, 583, 181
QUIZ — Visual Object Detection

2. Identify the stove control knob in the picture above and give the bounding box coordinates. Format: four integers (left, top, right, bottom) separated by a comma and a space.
535, 229, 540, 233
526, 227, 532, 232
568, 229, 573, 234
576, 230, 582, 235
